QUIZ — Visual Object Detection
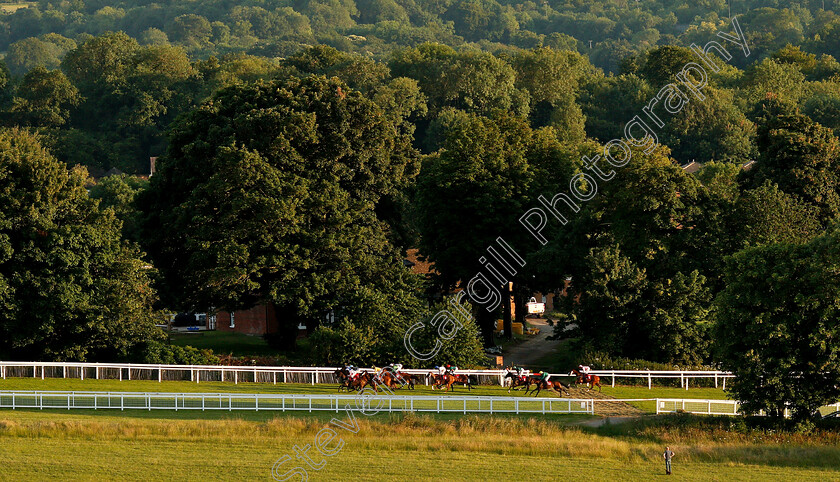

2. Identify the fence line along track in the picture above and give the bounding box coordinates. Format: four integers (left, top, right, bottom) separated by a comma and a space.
2, 391, 837, 417
0, 361, 734, 389
0, 391, 595, 415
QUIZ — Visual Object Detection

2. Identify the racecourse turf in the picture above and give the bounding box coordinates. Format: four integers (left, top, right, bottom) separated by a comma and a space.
0, 376, 733, 401
0, 409, 838, 481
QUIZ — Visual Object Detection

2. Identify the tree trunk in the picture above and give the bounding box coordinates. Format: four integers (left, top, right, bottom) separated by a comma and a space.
503, 282, 513, 342
514, 284, 527, 325
268, 302, 300, 350
475, 307, 497, 348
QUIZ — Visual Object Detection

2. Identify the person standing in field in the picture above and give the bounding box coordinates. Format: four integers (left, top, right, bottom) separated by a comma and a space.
663, 446, 675, 475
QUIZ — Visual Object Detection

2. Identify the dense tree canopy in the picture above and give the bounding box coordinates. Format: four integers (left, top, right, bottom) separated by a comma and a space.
717, 228, 840, 420
141, 75, 424, 349
0, 129, 159, 361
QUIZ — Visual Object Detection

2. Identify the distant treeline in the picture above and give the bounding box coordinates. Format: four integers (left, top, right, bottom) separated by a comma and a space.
1, 1, 839, 73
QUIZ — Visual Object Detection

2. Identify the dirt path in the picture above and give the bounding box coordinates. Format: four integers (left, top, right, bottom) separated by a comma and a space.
563, 385, 648, 417
502, 318, 563, 370
510, 384, 648, 417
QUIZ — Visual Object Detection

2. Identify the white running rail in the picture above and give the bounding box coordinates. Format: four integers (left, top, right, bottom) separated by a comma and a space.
0, 390, 595, 415
0, 361, 734, 389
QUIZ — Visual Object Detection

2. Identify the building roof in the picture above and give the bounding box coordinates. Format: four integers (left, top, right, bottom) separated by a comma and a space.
681, 161, 702, 174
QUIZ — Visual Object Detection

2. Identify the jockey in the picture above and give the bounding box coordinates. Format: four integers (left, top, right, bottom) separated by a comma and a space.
539, 371, 551, 382
347, 366, 360, 381
516, 366, 527, 380
390, 363, 403, 374
579, 364, 592, 382
437, 365, 446, 376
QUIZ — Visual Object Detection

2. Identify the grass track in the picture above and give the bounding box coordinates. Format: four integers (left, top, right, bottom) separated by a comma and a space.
0, 377, 733, 400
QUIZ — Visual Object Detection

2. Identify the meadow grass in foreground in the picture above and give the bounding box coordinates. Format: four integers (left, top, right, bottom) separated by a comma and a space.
0, 411, 838, 481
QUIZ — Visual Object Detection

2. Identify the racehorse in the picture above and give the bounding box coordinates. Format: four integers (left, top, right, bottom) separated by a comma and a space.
377, 371, 411, 390
428, 373, 477, 391
395, 372, 421, 390
570, 368, 602, 392
528, 379, 569, 397
336, 368, 378, 392
335, 368, 352, 392
352, 372, 379, 391
503, 369, 532, 393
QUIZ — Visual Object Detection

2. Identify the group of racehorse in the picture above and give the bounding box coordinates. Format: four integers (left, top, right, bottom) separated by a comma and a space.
504, 367, 602, 396
335, 366, 479, 392
334, 367, 423, 392
334, 366, 600, 394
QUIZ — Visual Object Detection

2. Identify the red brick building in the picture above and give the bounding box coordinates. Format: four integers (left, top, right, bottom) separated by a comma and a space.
213, 304, 280, 335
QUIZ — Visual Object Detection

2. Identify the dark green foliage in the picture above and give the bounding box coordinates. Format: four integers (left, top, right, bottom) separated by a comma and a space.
141, 75, 428, 350
717, 228, 840, 420
10, 67, 81, 127
135, 339, 219, 365
88, 174, 149, 243
743, 98, 840, 224
0, 129, 160, 361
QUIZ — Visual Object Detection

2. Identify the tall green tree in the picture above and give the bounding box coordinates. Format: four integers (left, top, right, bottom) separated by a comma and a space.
743, 98, 840, 224
9, 67, 81, 127
0, 129, 160, 361
415, 112, 579, 345
716, 228, 840, 420
140, 75, 422, 349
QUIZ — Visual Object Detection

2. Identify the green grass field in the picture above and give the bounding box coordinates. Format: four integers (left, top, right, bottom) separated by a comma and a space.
2, 377, 839, 480
0, 1, 32, 12
169, 331, 277, 356
1, 409, 838, 481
